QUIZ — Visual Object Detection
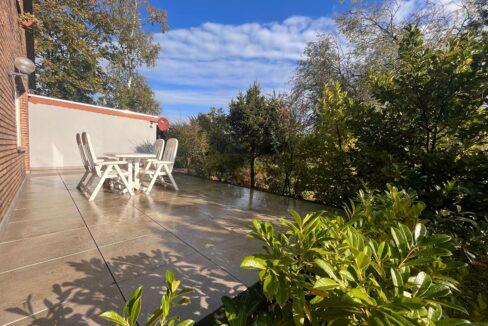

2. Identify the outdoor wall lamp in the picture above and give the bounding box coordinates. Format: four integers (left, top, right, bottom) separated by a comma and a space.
9, 57, 35, 79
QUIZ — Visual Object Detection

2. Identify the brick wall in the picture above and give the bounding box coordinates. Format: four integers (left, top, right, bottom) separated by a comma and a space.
0, 0, 30, 225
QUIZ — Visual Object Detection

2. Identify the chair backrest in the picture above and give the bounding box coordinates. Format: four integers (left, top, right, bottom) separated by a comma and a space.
154, 139, 165, 160
76, 133, 89, 170
81, 132, 101, 176
161, 138, 178, 173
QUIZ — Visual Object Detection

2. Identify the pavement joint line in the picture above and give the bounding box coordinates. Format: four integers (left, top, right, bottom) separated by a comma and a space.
0, 247, 95, 275
0, 225, 88, 245
1, 307, 49, 326
132, 203, 248, 287
97, 233, 155, 249
58, 172, 129, 303
70, 214, 155, 230
6, 215, 81, 224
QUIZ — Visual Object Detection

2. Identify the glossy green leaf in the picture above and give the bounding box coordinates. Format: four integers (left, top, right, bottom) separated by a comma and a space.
128, 296, 141, 326
423, 284, 451, 298
355, 250, 371, 271
412, 272, 432, 297
313, 277, 340, 291
240, 256, 267, 270
315, 259, 338, 280
437, 319, 482, 326
391, 227, 408, 256
146, 307, 164, 326
413, 223, 427, 243
420, 234, 452, 246
275, 277, 289, 308
99, 311, 128, 326
390, 268, 404, 296
166, 270, 175, 284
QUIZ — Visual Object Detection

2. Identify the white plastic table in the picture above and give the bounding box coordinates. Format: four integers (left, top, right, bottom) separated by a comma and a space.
105, 153, 156, 190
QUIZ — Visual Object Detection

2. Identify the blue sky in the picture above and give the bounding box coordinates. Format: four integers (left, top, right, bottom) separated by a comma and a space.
143, 0, 351, 121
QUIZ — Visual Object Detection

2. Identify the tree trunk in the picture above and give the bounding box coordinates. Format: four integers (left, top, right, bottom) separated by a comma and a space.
282, 171, 290, 196
335, 124, 343, 151
250, 156, 255, 189
126, 0, 138, 89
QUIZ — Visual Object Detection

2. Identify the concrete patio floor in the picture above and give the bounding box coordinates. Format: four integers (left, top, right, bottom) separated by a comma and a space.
0, 171, 330, 325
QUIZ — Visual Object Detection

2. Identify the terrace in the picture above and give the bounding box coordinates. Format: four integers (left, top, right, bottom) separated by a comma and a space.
0, 170, 329, 325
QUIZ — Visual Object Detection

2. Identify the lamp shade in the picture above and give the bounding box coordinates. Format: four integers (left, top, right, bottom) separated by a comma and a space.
14, 57, 35, 75
157, 117, 169, 131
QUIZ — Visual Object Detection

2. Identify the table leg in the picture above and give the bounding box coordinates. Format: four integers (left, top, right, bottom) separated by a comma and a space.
134, 161, 140, 190
128, 161, 133, 189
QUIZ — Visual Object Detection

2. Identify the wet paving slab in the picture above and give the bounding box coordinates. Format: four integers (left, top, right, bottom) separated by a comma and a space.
0, 171, 333, 325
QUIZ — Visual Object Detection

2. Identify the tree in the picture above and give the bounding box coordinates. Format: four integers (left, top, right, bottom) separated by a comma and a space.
301, 82, 359, 204
102, 71, 160, 114
466, 0, 488, 33
34, 0, 166, 113
99, 0, 167, 114
167, 118, 208, 175
34, 0, 110, 102
291, 35, 350, 116
228, 83, 278, 188
199, 108, 244, 182
263, 94, 304, 196
336, 0, 470, 71
361, 25, 488, 214
292, 0, 475, 114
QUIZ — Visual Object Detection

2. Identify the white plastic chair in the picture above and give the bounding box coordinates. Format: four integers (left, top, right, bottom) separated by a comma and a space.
81, 132, 134, 201
76, 133, 90, 190
154, 139, 165, 158
144, 139, 165, 173
143, 138, 179, 193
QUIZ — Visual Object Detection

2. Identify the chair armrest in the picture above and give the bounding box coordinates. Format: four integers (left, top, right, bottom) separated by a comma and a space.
96, 160, 128, 166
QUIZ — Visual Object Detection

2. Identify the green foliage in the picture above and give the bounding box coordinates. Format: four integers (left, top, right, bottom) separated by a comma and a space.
241, 209, 473, 325
197, 108, 244, 181
301, 82, 359, 203
34, 0, 111, 102
257, 94, 304, 196
100, 270, 194, 326
103, 72, 161, 114
428, 193, 488, 263
216, 294, 262, 326
34, 0, 165, 114
291, 35, 349, 113
168, 108, 244, 182
164, 30, 488, 326
228, 83, 279, 188
98, 0, 167, 114
175, 23, 487, 218
168, 118, 209, 175
345, 184, 426, 238
360, 25, 488, 217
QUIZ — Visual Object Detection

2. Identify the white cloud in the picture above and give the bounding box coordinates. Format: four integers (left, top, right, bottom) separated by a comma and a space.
155, 87, 281, 107
146, 1, 466, 115
154, 89, 235, 107
396, 0, 466, 27
142, 16, 338, 110
154, 16, 336, 62
395, 0, 425, 23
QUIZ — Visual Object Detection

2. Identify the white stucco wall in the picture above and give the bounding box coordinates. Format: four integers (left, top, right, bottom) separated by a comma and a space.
29, 100, 156, 169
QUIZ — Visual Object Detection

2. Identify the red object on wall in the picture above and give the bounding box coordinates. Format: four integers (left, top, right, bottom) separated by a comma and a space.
157, 117, 170, 131
22, 19, 34, 27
